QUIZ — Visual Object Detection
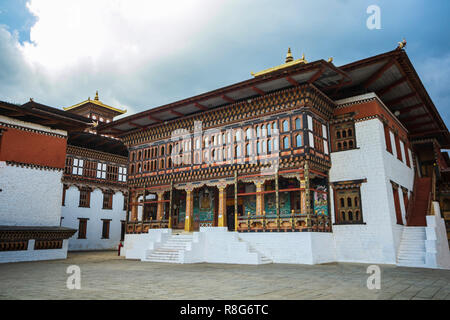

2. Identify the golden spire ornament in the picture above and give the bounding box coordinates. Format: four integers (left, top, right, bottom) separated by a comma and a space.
285, 47, 294, 63
94, 90, 99, 101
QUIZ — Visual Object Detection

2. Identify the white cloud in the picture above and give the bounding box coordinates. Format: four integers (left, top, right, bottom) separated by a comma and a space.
0, 0, 449, 131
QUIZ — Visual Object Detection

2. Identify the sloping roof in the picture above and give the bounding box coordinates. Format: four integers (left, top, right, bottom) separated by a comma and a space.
97, 48, 449, 147
68, 131, 128, 157
0, 100, 92, 132
63, 92, 126, 115
336, 49, 450, 147
97, 58, 348, 135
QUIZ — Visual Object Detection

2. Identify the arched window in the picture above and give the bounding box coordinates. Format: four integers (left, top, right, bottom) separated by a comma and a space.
246, 128, 252, 140
336, 131, 341, 139
257, 141, 261, 154
212, 149, 216, 160
236, 130, 241, 141
195, 139, 200, 150
267, 123, 271, 136
131, 152, 135, 162
349, 141, 354, 148
348, 211, 353, 221
161, 146, 165, 156
340, 198, 345, 207
236, 145, 241, 157
337, 142, 342, 150
355, 211, 360, 221
348, 129, 353, 137
343, 141, 347, 149
168, 158, 172, 168
342, 130, 347, 138
283, 136, 289, 149
268, 140, 272, 152
354, 197, 358, 207
131, 164, 135, 174
160, 159, 165, 169
261, 125, 266, 137
296, 135, 302, 147
295, 118, 301, 130
341, 211, 346, 221
282, 120, 289, 132
347, 197, 352, 207
138, 151, 142, 160
246, 143, 251, 156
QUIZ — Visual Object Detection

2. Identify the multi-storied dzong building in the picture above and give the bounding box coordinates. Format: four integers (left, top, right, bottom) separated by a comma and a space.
92, 46, 450, 268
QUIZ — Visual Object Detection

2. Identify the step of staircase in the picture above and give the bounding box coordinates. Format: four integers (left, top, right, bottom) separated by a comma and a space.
397, 227, 427, 268
143, 234, 194, 263
245, 242, 273, 264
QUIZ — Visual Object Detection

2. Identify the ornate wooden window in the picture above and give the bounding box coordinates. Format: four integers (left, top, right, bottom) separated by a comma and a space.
107, 165, 118, 181
282, 120, 289, 132
79, 187, 91, 208
123, 193, 128, 211
102, 219, 111, 239
78, 218, 88, 239
296, 134, 302, 147
72, 158, 84, 175
283, 136, 289, 149
295, 118, 301, 130
97, 163, 107, 179
333, 181, 365, 224
103, 191, 113, 210
331, 121, 356, 152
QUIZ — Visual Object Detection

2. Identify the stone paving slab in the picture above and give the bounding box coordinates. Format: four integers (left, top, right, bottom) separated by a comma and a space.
0, 251, 449, 300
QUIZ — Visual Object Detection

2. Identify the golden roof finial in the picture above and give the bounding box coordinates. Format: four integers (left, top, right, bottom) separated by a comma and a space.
95, 90, 99, 101
397, 38, 407, 50
285, 47, 294, 63
327, 57, 333, 63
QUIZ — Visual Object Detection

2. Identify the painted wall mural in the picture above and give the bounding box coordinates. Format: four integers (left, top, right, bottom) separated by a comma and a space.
313, 185, 328, 216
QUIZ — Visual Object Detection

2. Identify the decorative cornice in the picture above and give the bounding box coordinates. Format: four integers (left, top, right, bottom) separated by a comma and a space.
0, 121, 67, 139
67, 145, 128, 164
4, 161, 63, 171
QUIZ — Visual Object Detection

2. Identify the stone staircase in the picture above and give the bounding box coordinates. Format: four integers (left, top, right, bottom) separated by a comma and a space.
241, 240, 272, 264
143, 234, 194, 263
397, 227, 427, 267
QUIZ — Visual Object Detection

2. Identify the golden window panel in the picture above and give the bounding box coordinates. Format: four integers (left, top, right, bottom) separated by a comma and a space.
334, 187, 363, 224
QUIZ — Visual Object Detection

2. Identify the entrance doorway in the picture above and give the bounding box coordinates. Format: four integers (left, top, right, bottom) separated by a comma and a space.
226, 206, 235, 231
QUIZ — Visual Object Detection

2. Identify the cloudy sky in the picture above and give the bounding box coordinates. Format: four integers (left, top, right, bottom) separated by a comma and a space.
0, 0, 449, 125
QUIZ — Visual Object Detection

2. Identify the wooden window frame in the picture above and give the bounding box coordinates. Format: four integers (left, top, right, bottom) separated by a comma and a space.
332, 180, 366, 225
79, 187, 91, 208
101, 219, 111, 239
102, 191, 114, 210
331, 121, 357, 152
77, 218, 88, 239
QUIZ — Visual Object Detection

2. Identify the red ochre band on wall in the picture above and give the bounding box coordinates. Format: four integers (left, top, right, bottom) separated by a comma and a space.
0, 126, 67, 169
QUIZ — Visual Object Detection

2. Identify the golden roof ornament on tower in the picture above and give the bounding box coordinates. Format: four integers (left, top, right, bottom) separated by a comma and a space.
285, 47, 294, 63
94, 90, 99, 101
327, 57, 333, 63
251, 48, 308, 77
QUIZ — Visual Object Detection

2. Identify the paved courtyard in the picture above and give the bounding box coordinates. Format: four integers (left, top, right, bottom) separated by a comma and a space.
0, 251, 449, 300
